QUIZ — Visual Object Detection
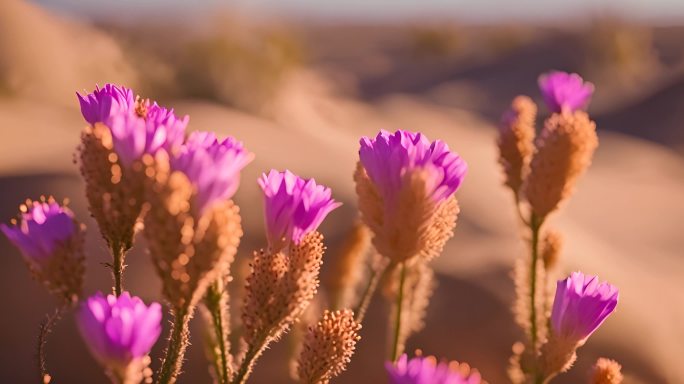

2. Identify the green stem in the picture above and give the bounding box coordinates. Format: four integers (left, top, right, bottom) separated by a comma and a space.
389, 262, 407, 362
529, 213, 542, 350
513, 191, 530, 226
231, 334, 268, 384
157, 306, 191, 384
353, 262, 386, 323
207, 284, 230, 384
111, 242, 124, 297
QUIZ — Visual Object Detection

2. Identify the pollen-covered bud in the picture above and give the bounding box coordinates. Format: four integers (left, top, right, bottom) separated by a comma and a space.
498, 95, 537, 194
296, 309, 361, 384
524, 111, 598, 219
143, 153, 242, 309
242, 232, 325, 346
79, 123, 144, 252
589, 358, 623, 384
356, 130, 466, 265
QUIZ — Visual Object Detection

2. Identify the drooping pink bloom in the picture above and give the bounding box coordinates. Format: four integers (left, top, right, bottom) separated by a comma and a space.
551, 272, 619, 344
258, 170, 341, 250
359, 130, 467, 207
77, 84, 189, 166
1, 199, 76, 261
171, 131, 254, 215
76, 292, 162, 370
538, 71, 594, 113
77, 84, 136, 125
386, 354, 482, 384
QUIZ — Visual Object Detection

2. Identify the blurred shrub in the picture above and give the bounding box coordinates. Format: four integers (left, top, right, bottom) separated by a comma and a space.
408, 26, 462, 58
583, 18, 660, 87
175, 23, 304, 113
483, 26, 531, 56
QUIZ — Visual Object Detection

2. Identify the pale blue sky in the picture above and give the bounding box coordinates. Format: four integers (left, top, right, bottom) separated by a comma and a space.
35, 0, 684, 23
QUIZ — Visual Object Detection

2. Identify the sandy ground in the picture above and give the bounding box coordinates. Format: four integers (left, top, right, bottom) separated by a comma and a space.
0, 1, 683, 383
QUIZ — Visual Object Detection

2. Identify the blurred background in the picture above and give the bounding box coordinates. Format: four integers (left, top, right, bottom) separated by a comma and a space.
1, 0, 683, 383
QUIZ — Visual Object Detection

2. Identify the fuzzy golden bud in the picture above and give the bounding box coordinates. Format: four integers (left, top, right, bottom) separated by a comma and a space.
296, 309, 361, 384
354, 164, 459, 265
78, 123, 145, 251
325, 222, 371, 310
242, 232, 325, 346
498, 95, 537, 194
524, 111, 598, 219
143, 155, 242, 310
539, 333, 578, 381
589, 358, 623, 384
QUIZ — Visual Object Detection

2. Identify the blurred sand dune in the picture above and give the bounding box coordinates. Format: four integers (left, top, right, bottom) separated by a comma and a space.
0, 0, 137, 105
0, 1, 682, 383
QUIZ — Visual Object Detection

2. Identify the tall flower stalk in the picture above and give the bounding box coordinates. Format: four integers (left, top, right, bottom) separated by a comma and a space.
77, 84, 188, 296
234, 170, 340, 384
355, 130, 467, 360
499, 72, 620, 383
143, 131, 252, 383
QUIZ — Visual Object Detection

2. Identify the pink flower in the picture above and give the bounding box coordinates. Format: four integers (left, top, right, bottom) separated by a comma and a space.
538, 71, 594, 113
386, 354, 482, 384
1, 199, 76, 261
76, 292, 162, 369
551, 272, 619, 344
359, 130, 467, 208
258, 170, 341, 250
77, 84, 135, 125
77, 84, 189, 166
171, 131, 254, 215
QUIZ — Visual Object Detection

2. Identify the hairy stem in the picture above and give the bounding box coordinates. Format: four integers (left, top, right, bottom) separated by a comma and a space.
37, 306, 66, 384
231, 333, 269, 384
529, 213, 542, 349
111, 241, 125, 297
157, 305, 191, 384
389, 262, 407, 362
513, 191, 530, 226
206, 283, 230, 384
353, 262, 386, 323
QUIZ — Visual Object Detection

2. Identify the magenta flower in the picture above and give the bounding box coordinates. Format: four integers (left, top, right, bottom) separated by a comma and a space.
107, 103, 188, 166
76, 292, 162, 370
1, 199, 77, 261
386, 354, 482, 384
258, 170, 341, 250
551, 272, 619, 344
77, 84, 189, 166
171, 131, 254, 215
77, 84, 136, 125
359, 130, 467, 207
538, 71, 594, 113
